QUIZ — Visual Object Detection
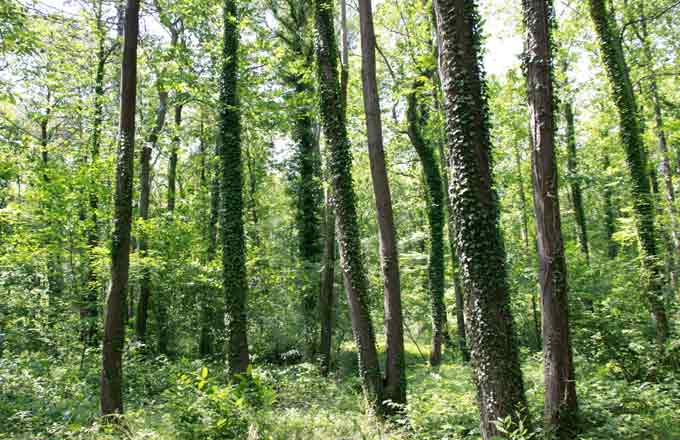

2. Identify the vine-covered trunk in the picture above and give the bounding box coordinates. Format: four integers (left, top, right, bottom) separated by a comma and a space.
433, 0, 528, 437
101, 0, 139, 416
565, 101, 589, 262
406, 82, 445, 368
135, 86, 168, 345
314, 0, 384, 414
219, 0, 249, 377
522, 0, 578, 435
357, 0, 406, 407
588, 0, 669, 344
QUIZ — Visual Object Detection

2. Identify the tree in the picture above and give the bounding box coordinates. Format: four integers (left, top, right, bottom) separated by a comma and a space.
101, 0, 140, 416
564, 99, 589, 261
433, 0, 528, 436
588, 0, 669, 344
406, 79, 445, 367
313, 0, 384, 414
219, 0, 249, 377
357, 0, 406, 406
522, 0, 577, 435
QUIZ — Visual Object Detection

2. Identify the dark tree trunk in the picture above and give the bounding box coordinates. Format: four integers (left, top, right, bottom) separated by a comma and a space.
357, 0, 406, 408
167, 104, 182, 213
603, 153, 618, 259
564, 101, 589, 262
220, 0, 249, 377
406, 81, 445, 368
101, 0, 139, 416
588, 0, 669, 344
319, 0, 348, 375
433, 0, 528, 437
522, 0, 578, 435
314, 0, 384, 414
135, 86, 168, 345
635, 2, 679, 295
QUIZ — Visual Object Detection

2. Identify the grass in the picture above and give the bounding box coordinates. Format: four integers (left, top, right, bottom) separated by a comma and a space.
1, 341, 679, 439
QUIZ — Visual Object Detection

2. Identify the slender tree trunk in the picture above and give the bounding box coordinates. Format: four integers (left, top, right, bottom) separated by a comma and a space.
101, 0, 139, 416
603, 153, 618, 259
220, 0, 249, 377
564, 101, 590, 262
433, 1, 528, 436
135, 86, 168, 345
167, 104, 182, 213
314, 0, 384, 414
636, 3, 679, 296
357, 0, 406, 408
588, 0, 669, 344
406, 82, 445, 368
319, 0, 348, 375
522, 0, 578, 435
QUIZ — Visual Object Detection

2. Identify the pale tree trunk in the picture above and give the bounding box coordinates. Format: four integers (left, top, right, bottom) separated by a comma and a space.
357, 0, 406, 407
101, 0, 139, 416
522, 0, 578, 435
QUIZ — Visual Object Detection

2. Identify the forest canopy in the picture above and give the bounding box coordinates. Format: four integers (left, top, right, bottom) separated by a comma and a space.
1, 0, 679, 439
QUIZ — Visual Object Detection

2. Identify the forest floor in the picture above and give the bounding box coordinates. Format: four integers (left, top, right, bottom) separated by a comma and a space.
1, 341, 679, 439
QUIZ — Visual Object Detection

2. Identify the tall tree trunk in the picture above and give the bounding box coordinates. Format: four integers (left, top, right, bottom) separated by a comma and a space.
588, 0, 669, 344
406, 82, 445, 368
220, 0, 249, 377
357, 0, 406, 408
522, 0, 578, 435
319, 0, 348, 375
635, 1, 679, 296
314, 0, 384, 414
433, 1, 528, 437
135, 86, 168, 345
101, 0, 139, 416
564, 101, 590, 262
434, 74, 468, 363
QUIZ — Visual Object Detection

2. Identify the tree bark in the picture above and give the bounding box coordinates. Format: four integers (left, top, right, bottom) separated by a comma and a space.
357, 0, 406, 408
101, 0, 139, 416
220, 0, 249, 377
522, 0, 578, 435
588, 0, 669, 344
406, 82, 445, 368
135, 85, 168, 345
167, 104, 182, 213
433, 0, 528, 436
314, 0, 384, 414
564, 101, 589, 262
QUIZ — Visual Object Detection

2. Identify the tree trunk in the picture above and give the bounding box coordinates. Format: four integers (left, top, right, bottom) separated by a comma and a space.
636, 2, 679, 296
357, 0, 406, 408
433, 1, 528, 437
219, 0, 249, 377
406, 82, 445, 368
564, 101, 590, 262
314, 0, 384, 414
588, 0, 669, 344
522, 0, 578, 435
167, 104, 182, 213
603, 153, 618, 259
101, 0, 139, 416
135, 86, 168, 345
